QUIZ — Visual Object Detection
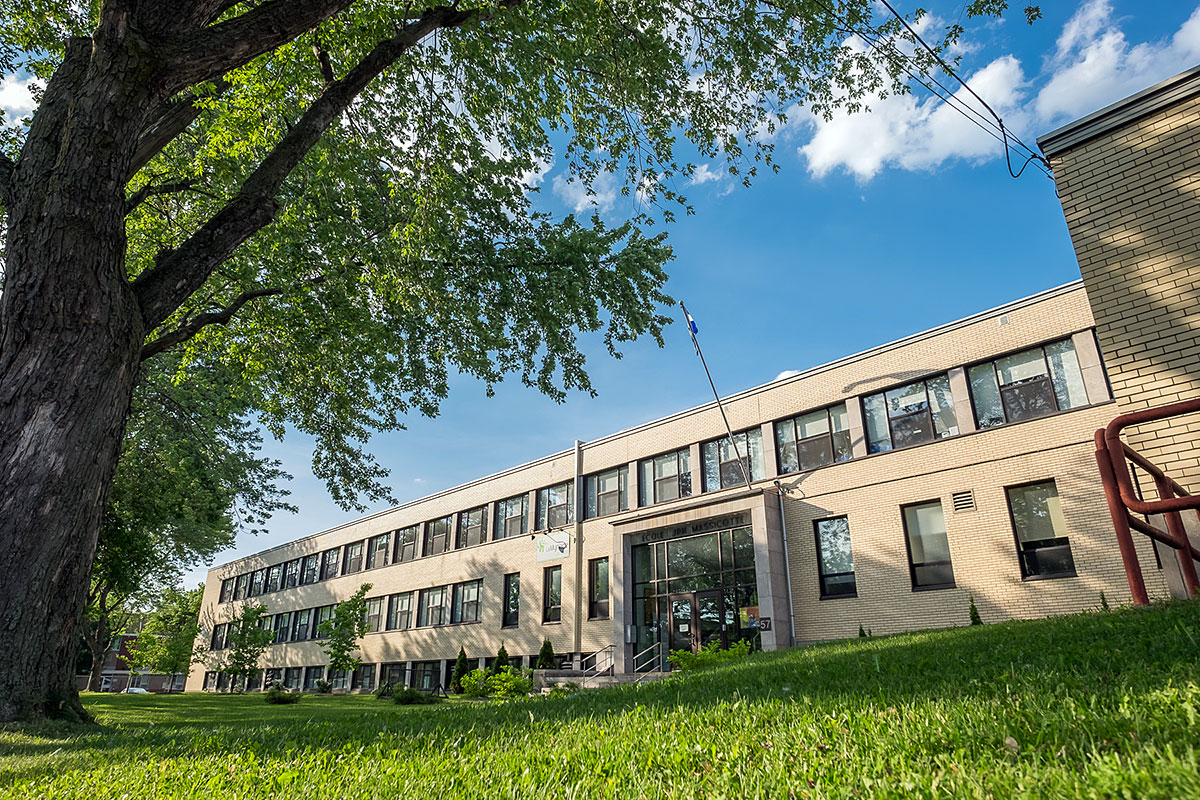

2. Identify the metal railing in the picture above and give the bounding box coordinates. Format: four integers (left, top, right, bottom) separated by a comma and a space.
1095, 397, 1200, 604
581, 644, 614, 677
632, 640, 664, 674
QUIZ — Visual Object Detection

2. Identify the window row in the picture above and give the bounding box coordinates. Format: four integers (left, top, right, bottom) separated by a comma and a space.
217, 335, 1094, 603
812, 479, 1077, 599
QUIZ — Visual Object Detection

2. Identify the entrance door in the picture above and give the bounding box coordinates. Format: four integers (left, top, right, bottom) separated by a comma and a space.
668, 594, 696, 653
668, 591, 728, 653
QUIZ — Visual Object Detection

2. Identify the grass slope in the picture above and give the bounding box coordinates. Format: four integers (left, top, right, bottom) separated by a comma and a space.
2, 602, 1199, 799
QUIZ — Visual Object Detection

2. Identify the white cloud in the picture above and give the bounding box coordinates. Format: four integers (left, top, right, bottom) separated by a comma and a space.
796, 1, 1200, 181
772, 369, 803, 382
689, 163, 724, 185
0, 74, 39, 127
552, 171, 617, 214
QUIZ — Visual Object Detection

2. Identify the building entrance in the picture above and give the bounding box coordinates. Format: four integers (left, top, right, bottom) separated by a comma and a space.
668, 590, 729, 653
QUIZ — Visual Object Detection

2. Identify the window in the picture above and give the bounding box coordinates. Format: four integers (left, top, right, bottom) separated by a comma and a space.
304, 666, 324, 690
300, 554, 320, 585
247, 570, 265, 597
351, 664, 376, 691
264, 667, 282, 687
639, 448, 692, 505
536, 482, 574, 530
585, 467, 628, 518
411, 661, 440, 691
245, 671, 262, 692
210, 623, 227, 651
329, 669, 348, 690
495, 494, 529, 539
273, 612, 291, 644
394, 526, 419, 563
233, 574, 247, 601
283, 667, 302, 690
502, 573, 520, 628
219, 578, 234, 604
451, 579, 482, 624
291, 608, 313, 641
366, 532, 391, 570
588, 557, 610, 619
457, 507, 487, 548
970, 338, 1090, 428
387, 592, 414, 630
342, 541, 365, 574
1007, 480, 1076, 579
776, 404, 852, 474
814, 517, 856, 598
314, 605, 334, 639
424, 516, 452, 557
864, 375, 958, 453
364, 598, 383, 633
203, 671, 216, 690
543, 566, 562, 623
265, 565, 282, 593
320, 548, 340, 580
702, 428, 765, 491
284, 559, 300, 588
417, 586, 448, 627
902, 501, 955, 590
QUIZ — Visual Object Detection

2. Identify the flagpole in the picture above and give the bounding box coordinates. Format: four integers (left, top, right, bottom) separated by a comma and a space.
680, 301, 754, 491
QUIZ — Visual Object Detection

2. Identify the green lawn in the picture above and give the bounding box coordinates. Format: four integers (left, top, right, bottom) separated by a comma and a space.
3, 602, 1200, 799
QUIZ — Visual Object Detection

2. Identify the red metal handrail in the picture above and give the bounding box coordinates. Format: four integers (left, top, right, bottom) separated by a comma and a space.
1095, 398, 1200, 604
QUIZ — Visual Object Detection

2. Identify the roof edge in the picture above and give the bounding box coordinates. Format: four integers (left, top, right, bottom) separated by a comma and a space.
1038, 65, 1200, 157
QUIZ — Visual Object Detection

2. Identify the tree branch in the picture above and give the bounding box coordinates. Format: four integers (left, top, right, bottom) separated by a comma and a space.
141, 288, 284, 360
125, 179, 202, 215
129, 80, 229, 179
133, 3, 520, 330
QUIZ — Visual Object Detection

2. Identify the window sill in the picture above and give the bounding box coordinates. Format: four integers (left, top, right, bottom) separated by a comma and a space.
541, 620, 562, 626
911, 583, 956, 592
1021, 571, 1078, 582
587, 615, 611, 621
818, 593, 858, 601
501, 623, 519, 629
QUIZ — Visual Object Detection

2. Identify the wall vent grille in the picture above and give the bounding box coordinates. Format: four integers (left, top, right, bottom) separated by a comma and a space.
952, 490, 976, 512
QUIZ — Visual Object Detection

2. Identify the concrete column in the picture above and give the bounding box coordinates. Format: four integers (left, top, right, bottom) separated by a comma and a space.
760, 421, 779, 478
527, 489, 539, 532
611, 525, 631, 673
1073, 330, 1113, 404
844, 397, 870, 458
947, 366, 976, 434
750, 493, 792, 652
688, 442, 703, 493
627, 460, 640, 508
484, 500, 496, 542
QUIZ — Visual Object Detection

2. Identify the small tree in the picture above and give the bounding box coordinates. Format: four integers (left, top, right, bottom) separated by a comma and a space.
536, 639, 556, 670
858, 624, 866, 638
317, 584, 372, 679
493, 645, 510, 675
125, 586, 204, 690
221, 603, 274, 690
450, 648, 470, 694
968, 596, 983, 626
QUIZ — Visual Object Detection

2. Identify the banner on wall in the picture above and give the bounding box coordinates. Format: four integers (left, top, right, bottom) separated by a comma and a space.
535, 532, 571, 562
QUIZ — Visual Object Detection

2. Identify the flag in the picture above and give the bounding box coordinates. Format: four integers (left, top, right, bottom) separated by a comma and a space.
680, 302, 700, 355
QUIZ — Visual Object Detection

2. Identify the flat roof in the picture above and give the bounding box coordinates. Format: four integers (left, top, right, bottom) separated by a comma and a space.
213, 279, 1086, 570
1038, 64, 1200, 157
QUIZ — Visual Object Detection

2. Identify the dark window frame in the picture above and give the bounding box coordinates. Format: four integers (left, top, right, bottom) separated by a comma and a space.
300, 554, 320, 585
457, 506, 488, 549
291, 608, 313, 641
451, 579, 482, 624
775, 404, 853, 475
900, 500, 956, 591
265, 565, 282, 593
502, 572, 520, 628
813, 516, 857, 599
320, 548, 340, 581
967, 336, 1092, 430
284, 559, 300, 588
542, 565, 562, 623
387, 591, 414, 630
588, 557, 610, 619
366, 532, 391, 570
219, 578, 234, 604
364, 597, 383, 633
639, 447, 692, 506
585, 466, 628, 519
342, 540, 365, 574
1005, 478, 1078, 581
417, 585, 449, 627
394, 526, 419, 563
424, 517, 453, 557
495, 494, 529, 540
536, 482, 574, 531
701, 428, 764, 492
863, 375, 958, 455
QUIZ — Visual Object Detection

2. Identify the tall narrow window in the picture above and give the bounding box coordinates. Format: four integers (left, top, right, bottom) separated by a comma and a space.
702, 428, 765, 491
219, 578, 234, 604
284, 559, 300, 588
495, 494, 529, 539
585, 467, 628, 518
902, 501, 955, 590
969, 338, 1090, 428
210, 623, 227, 651
451, 579, 482, 624
387, 592, 413, 630
864, 375, 958, 453
366, 532, 391, 569
314, 605, 334, 639
543, 565, 562, 623
588, 558, 610, 619
417, 586, 448, 627
343, 541, 365, 574
1007, 480, 1076, 579
283, 667, 301, 690
273, 612, 291, 644
304, 666, 324, 690
248, 570, 265, 597
233, 574, 248, 601
291, 608, 313, 641
814, 517, 856, 598
351, 664, 376, 691
265, 565, 282, 593
424, 517, 452, 556
457, 507, 487, 548
776, 404, 853, 474
502, 573, 520, 628
300, 554, 320, 585
394, 526, 419, 562
639, 448, 692, 506
320, 548, 340, 580
536, 482, 574, 530
364, 598, 383, 633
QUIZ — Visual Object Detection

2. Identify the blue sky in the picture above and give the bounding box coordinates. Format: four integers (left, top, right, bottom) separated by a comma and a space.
5, 1, 1194, 586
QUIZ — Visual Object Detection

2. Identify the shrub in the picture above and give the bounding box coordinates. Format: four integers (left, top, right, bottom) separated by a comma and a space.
487, 667, 533, 698
536, 639, 556, 669
1100, 591, 1110, 611
315, 679, 332, 694
265, 685, 301, 705
461, 668, 491, 698
547, 682, 583, 698
493, 645, 510, 674
451, 648, 470, 694
393, 687, 442, 705
668, 639, 752, 672
858, 624, 866, 638
969, 596, 983, 626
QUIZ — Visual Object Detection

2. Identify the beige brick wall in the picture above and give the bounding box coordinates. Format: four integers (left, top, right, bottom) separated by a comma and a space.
187, 284, 1152, 690
1048, 91, 1200, 490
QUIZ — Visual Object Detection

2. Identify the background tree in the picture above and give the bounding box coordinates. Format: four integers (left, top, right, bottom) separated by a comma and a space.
218, 603, 274, 691
536, 639, 556, 670
125, 586, 205, 689
0, 1, 1026, 720
317, 583, 372, 677
493, 645, 510, 675
80, 356, 291, 692
451, 648, 470, 694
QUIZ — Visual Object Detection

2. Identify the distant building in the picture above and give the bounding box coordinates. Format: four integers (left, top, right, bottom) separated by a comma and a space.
77, 632, 185, 693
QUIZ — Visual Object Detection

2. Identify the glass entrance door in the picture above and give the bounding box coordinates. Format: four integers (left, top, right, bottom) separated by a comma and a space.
669, 594, 695, 653
669, 591, 728, 654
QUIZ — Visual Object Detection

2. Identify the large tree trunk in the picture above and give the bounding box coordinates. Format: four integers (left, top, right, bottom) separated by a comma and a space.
0, 34, 156, 723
